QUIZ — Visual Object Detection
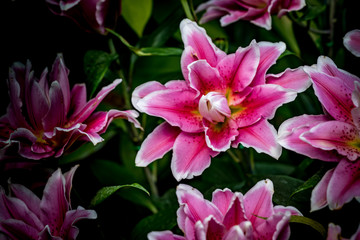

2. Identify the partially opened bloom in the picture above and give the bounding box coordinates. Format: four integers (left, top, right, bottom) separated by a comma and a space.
0, 54, 141, 161
327, 223, 360, 240
0, 165, 97, 239
196, 0, 306, 30
132, 19, 310, 180
344, 29, 360, 57
46, 0, 121, 35
278, 56, 360, 210
148, 179, 301, 240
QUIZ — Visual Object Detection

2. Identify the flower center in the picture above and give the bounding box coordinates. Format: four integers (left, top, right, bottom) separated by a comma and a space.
198, 92, 231, 123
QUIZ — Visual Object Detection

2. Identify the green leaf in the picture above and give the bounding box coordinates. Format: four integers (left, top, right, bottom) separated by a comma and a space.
290, 215, 326, 238
83, 50, 118, 97
121, 0, 153, 37
272, 16, 300, 57
300, 0, 327, 21
139, 47, 183, 56
90, 183, 149, 207
290, 166, 327, 198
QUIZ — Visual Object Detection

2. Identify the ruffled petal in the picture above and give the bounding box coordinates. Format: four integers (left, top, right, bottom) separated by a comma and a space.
131, 81, 167, 111
135, 122, 181, 167
266, 67, 311, 93
211, 188, 236, 216
278, 114, 342, 162
301, 121, 360, 161
234, 119, 282, 159
204, 118, 239, 152
172, 132, 218, 181
255, 211, 292, 240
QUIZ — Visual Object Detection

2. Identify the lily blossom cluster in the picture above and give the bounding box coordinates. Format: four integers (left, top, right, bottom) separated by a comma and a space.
0, 54, 141, 161
132, 19, 310, 181
46, 0, 121, 35
344, 29, 360, 57
196, 0, 306, 30
327, 223, 360, 240
148, 179, 301, 240
278, 56, 360, 211
0, 165, 97, 239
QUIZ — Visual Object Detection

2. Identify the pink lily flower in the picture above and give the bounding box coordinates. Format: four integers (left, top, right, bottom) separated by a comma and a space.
196, 0, 306, 30
0, 54, 141, 161
46, 0, 121, 35
132, 19, 310, 181
278, 56, 360, 210
327, 223, 360, 240
148, 179, 302, 240
344, 29, 360, 57
0, 165, 97, 239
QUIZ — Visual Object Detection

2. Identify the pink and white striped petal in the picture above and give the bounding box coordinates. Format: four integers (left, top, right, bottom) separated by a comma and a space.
234, 119, 282, 159
148, 231, 185, 240
278, 114, 342, 162
171, 132, 219, 181
135, 122, 181, 167
266, 67, 311, 93
204, 118, 238, 152
301, 121, 360, 161
212, 188, 236, 216
310, 168, 335, 212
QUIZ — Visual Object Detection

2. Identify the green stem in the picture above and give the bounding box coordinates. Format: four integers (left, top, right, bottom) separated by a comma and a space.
144, 166, 159, 198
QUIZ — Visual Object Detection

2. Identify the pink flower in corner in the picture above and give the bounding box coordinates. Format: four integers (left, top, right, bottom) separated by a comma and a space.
132, 19, 310, 181
196, 0, 306, 30
0, 54, 141, 161
148, 179, 302, 240
46, 0, 121, 35
327, 223, 360, 240
278, 56, 360, 211
0, 165, 97, 240
344, 29, 360, 57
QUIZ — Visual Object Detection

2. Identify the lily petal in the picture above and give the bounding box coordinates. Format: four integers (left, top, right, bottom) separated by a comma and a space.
327, 159, 360, 210
222, 194, 247, 230
180, 19, 226, 82
255, 211, 292, 240
301, 121, 360, 161
43, 81, 66, 132
344, 29, 360, 57
234, 119, 282, 159
266, 67, 311, 93
131, 81, 167, 111
278, 114, 342, 162
172, 132, 218, 181
135, 122, 181, 167
69, 83, 87, 118
311, 168, 334, 212
0, 219, 39, 240
204, 118, 238, 152
148, 230, 186, 240
135, 86, 203, 133
9, 183, 41, 218
211, 188, 236, 216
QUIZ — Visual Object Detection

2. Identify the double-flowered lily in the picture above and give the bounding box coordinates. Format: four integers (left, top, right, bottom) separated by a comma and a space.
0, 54, 141, 161
196, 0, 306, 30
148, 179, 301, 240
132, 19, 310, 181
0, 165, 97, 239
278, 56, 360, 211
344, 29, 360, 57
46, 0, 121, 35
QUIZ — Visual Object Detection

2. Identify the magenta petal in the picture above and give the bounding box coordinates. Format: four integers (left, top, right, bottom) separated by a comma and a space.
251, 41, 286, 86
148, 230, 186, 240
69, 79, 122, 124
0, 219, 40, 240
132, 81, 167, 111
344, 29, 360, 57
180, 19, 226, 82
243, 179, 274, 228
176, 184, 223, 229
327, 223, 342, 240
222, 194, 247, 230
43, 81, 66, 132
255, 211, 292, 240
135, 86, 203, 133
301, 121, 360, 161
266, 67, 311, 93
135, 122, 181, 167
9, 183, 41, 218
69, 83, 87, 118
310, 168, 334, 212
233, 84, 296, 128
59, 206, 97, 239
223, 223, 253, 240
63, 165, 79, 205
188, 60, 225, 96
326, 159, 360, 210
40, 169, 68, 234
278, 114, 342, 162
204, 118, 239, 152
234, 119, 282, 159
211, 188, 236, 216
204, 216, 226, 239
271, 0, 306, 17
172, 132, 218, 181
